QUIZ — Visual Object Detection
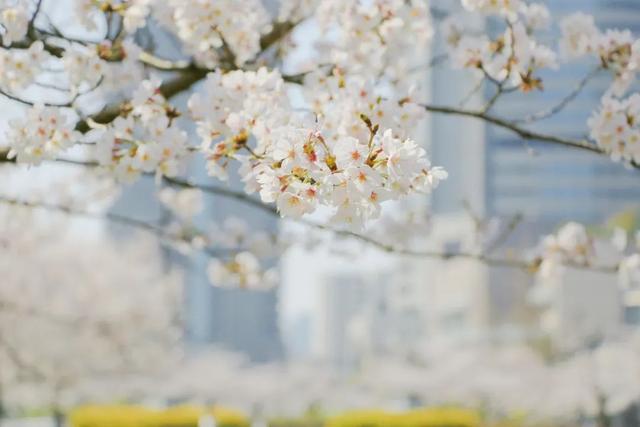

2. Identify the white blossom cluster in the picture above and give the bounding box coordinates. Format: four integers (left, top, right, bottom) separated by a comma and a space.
0, 41, 51, 90
207, 218, 282, 291
537, 222, 594, 277
594, 30, 640, 97
157, 189, 283, 289
449, 2, 557, 92
167, 0, 270, 66
560, 13, 640, 97
189, 68, 446, 228
588, 94, 640, 164
154, 0, 271, 67
451, 4, 640, 99
0, 30, 141, 100
558, 12, 599, 59
98, 39, 145, 93
158, 187, 203, 222
0, 209, 182, 407
208, 217, 286, 259
121, 0, 154, 32
536, 222, 640, 290
461, 0, 520, 16
71, 0, 272, 67
0, 0, 30, 45
91, 78, 189, 182
314, 0, 433, 81
208, 251, 278, 291
72, 0, 155, 33
188, 67, 290, 182
62, 44, 105, 95
5, 104, 80, 164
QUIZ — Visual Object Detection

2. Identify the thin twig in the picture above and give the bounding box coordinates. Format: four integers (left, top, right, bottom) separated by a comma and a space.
0, 75, 104, 107
483, 84, 504, 112
514, 66, 602, 124
484, 213, 523, 255
458, 77, 485, 108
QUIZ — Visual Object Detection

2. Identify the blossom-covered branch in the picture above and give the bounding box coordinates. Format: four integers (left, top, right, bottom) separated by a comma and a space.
1, 0, 640, 292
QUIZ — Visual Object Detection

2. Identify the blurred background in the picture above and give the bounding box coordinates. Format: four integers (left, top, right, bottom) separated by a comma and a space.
2, 1, 640, 427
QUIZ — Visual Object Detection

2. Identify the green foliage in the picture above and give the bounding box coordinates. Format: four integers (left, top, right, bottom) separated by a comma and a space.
69, 404, 250, 427
325, 408, 481, 427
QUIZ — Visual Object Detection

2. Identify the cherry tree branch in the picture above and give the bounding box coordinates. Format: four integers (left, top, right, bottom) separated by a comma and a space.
0, 333, 47, 383
0, 193, 245, 259
0, 184, 620, 275
0, 194, 168, 235
420, 103, 639, 169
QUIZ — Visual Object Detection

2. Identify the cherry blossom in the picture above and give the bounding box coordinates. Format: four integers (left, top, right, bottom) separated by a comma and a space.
461, 0, 520, 16
560, 14, 640, 97
122, 0, 154, 33
519, 2, 550, 31
0, 201, 182, 410
5, 104, 80, 165
588, 94, 640, 164
559, 13, 599, 59
100, 39, 144, 94
187, 66, 445, 227
158, 188, 203, 221
595, 30, 640, 97
0, 41, 51, 90
158, 0, 272, 67
91, 78, 189, 182
62, 44, 105, 94
71, 0, 102, 30
0, 0, 29, 45
450, 7, 557, 92
537, 222, 594, 277
314, 0, 433, 81
208, 252, 278, 291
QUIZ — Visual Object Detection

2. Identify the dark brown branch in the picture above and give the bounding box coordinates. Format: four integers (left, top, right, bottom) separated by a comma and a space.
74, 66, 208, 132
75, 21, 298, 133
260, 21, 296, 51
420, 103, 640, 168
164, 176, 277, 215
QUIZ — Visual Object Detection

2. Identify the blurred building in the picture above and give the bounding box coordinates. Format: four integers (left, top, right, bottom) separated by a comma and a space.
426, 0, 640, 351
282, 313, 312, 359
313, 265, 427, 373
